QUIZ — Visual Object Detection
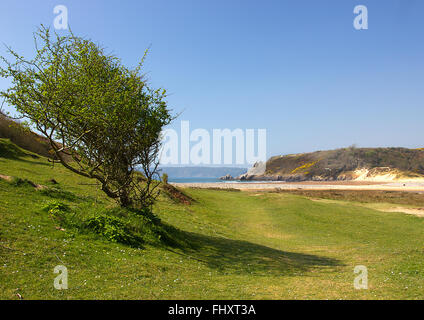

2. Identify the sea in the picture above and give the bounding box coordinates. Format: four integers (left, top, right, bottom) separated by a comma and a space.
168, 177, 281, 184
168, 177, 221, 183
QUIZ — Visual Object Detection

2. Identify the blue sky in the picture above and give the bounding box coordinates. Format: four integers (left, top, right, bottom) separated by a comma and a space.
0, 0, 423, 160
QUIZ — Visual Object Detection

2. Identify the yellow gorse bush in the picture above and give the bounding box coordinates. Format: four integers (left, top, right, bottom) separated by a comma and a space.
291, 161, 319, 174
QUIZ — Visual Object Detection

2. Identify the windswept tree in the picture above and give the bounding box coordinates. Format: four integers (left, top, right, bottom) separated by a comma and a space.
0, 26, 173, 208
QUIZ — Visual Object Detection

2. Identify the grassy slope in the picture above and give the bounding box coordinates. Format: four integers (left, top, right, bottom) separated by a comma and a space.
1, 138, 424, 299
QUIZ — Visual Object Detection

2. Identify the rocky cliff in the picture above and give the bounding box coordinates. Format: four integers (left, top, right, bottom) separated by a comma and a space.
235, 147, 424, 182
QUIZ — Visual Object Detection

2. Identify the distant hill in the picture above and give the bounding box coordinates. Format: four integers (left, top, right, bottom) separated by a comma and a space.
0, 112, 52, 158
238, 147, 424, 182
160, 166, 247, 179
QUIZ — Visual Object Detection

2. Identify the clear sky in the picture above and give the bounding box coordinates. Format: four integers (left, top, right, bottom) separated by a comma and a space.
0, 0, 423, 160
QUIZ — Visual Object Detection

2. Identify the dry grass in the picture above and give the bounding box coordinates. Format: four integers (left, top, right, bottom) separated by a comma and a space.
272, 189, 424, 206
0, 113, 53, 158
161, 183, 194, 205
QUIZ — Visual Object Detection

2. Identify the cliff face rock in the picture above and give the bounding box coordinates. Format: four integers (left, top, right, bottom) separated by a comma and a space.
236, 161, 266, 180
239, 147, 424, 182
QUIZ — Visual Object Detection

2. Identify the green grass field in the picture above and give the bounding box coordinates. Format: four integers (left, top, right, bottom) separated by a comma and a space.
1, 138, 424, 299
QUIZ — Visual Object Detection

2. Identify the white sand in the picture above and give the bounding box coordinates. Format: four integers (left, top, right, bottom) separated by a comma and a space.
172, 181, 424, 192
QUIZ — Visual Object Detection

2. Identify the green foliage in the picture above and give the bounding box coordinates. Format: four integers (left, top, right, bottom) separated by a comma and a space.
365, 150, 376, 158
83, 214, 142, 247
0, 25, 173, 208
98, 207, 179, 247
41, 200, 70, 224
42, 200, 70, 213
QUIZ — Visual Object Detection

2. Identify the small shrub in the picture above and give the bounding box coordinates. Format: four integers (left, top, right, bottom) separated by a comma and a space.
161, 184, 193, 205
83, 214, 142, 247
42, 200, 70, 217
162, 173, 168, 184
41, 200, 72, 226
98, 207, 178, 247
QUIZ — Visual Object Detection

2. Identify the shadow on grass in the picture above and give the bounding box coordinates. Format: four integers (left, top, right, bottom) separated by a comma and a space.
39, 187, 80, 202
162, 226, 343, 276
